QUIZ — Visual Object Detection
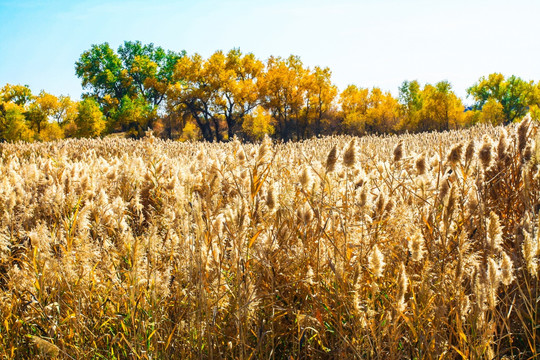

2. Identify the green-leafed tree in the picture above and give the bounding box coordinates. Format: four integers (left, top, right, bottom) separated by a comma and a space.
112, 95, 154, 137
398, 80, 422, 131
75, 41, 185, 136
467, 73, 534, 125
75, 42, 129, 114
117, 41, 184, 109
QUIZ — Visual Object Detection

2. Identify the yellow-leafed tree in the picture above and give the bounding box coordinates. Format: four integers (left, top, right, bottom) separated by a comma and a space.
479, 98, 505, 125
259, 55, 305, 141
73, 98, 106, 138
340, 86, 400, 135
415, 81, 465, 132
242, 106, 275, 141
170, 49, 264, 142
0, 101, 34, 142
340, 85, 370, 135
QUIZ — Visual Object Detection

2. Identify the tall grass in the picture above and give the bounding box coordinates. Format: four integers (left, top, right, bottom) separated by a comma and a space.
0, 119, 539, 359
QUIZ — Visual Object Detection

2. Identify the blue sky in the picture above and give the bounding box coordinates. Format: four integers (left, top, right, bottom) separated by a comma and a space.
1, 0, 539, 103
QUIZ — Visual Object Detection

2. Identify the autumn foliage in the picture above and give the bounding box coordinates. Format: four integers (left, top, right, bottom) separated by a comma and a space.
2, 41, 540, 143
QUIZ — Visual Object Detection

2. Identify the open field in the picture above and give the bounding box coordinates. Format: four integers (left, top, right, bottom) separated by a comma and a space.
1, 119, 539, 359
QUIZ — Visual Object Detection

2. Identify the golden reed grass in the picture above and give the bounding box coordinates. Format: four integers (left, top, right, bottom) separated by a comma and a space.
0, 119, 539, 359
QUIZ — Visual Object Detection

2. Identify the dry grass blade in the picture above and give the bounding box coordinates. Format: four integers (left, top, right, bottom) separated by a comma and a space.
0, 120, 538, 359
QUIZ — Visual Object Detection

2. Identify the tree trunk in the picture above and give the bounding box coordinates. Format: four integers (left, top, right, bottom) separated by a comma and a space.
226, 115, 234, 141
196, 116, 213, 142
212, 117, 223, 142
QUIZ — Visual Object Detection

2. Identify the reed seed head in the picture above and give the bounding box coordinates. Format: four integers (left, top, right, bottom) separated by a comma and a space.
369, 245, 385, 278
393, 141, 403, 162
479, 136, 493, 169
447, 142, 463, 167
326, 144, 338, 173
299, 165, 313, 189
409, 231, 425, 262
486, 211, 503, 254
518, 114, 531, 153
465, 138, 476, 165
343, 138, 357, 168
500, 251, 514, 286
415, 153, 426, 175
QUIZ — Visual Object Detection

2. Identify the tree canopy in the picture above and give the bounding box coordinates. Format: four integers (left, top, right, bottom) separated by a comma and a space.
467, 73, 535, 125
2, 42, 540, 143
75, 41, 185, 136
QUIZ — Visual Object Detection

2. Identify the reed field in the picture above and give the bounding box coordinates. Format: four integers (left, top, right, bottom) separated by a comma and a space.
1, 117, 540, 359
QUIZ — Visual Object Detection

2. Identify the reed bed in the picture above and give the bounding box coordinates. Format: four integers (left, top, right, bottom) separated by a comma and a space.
0, 119, 539, 359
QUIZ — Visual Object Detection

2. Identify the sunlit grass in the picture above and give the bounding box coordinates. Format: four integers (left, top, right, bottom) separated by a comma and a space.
0, 118, 539, 359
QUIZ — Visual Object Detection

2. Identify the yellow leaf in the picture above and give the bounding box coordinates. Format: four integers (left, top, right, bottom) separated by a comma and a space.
165, 325, 177, 351
248, 229, 262, 248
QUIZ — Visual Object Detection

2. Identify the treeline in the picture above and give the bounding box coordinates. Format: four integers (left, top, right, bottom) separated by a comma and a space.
2, 40, 540, 142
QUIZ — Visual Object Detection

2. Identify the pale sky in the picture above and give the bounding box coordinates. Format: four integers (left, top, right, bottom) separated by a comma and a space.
1, 0, 539, 104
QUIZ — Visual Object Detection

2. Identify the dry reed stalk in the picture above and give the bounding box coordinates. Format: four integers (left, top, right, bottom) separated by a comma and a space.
0, 119, 538, 359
